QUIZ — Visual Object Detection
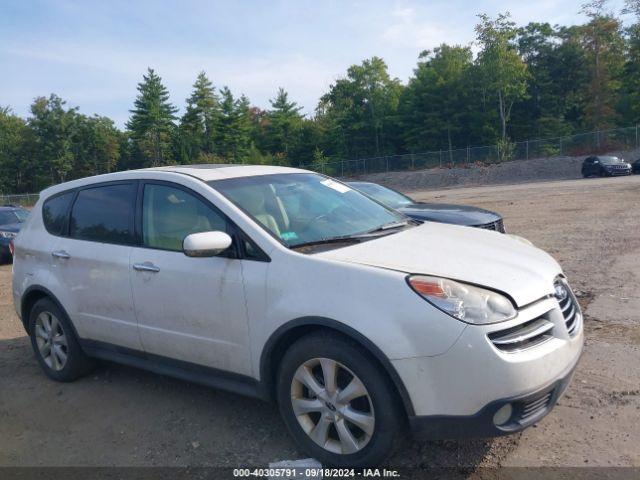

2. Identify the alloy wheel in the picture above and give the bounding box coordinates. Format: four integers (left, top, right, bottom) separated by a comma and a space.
290, 358, 375, 455
34, 311, 68, 371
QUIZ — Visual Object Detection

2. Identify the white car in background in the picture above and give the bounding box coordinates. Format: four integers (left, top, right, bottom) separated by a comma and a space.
12, 165, 583, 467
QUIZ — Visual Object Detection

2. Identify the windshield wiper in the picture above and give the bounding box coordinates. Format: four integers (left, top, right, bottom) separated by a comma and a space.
290, 235, 366, 249
290, 221, 411, 250
364, 220, 410, 234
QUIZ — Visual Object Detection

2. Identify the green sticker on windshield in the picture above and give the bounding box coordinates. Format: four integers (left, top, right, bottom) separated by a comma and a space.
280, 231, 299, 241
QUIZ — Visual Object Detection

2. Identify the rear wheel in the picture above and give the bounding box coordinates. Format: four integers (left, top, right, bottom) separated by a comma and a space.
28, 298, 94, 382
276, 332, 402, 467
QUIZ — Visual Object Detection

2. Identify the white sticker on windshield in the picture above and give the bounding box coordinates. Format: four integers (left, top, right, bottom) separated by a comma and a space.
320, 178, 351, 194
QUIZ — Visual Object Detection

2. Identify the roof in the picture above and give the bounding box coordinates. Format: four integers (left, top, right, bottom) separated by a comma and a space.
144, 164, 309, 182
39, 164, 311, 197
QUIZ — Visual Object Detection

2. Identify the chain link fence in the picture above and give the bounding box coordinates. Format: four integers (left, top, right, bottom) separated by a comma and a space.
0, 193, 40, 207
2, 126, 638, 201
301, 125, 640, 177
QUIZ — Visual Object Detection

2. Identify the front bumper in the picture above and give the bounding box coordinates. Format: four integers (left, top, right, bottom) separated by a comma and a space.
408, 353, 579, 439
392, 294, 584, 438
604, 168, 632, 176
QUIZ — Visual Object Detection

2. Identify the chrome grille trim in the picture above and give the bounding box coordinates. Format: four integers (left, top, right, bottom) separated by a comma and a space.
489, 317, 554, 352
554, 278, 581, 337
475, 218, 506, 233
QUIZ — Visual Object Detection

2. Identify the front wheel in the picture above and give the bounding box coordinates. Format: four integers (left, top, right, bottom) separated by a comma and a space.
277, 332, 402, 467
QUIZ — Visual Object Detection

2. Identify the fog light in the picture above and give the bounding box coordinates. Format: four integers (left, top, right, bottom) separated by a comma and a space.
493, 403, 513, 426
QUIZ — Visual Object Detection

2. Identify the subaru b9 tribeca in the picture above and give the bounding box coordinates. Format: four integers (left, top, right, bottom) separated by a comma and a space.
12, 165, 583, 467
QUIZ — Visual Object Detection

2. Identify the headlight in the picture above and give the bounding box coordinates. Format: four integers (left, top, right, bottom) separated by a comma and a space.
407, 275, 517, 324
0, 231, 17, 239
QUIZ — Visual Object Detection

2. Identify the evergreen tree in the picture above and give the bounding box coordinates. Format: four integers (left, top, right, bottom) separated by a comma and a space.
178, 71, 220, 163
126, 68, 177, 167
263, 88, 303, 157
216, 87, 252, 163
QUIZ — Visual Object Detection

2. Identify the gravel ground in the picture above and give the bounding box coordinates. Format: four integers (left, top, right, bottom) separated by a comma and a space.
0, 175, 639, 471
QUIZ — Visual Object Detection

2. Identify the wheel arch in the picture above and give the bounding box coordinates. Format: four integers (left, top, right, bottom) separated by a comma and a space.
259, 316, 415, 418
20, 285, 80, 340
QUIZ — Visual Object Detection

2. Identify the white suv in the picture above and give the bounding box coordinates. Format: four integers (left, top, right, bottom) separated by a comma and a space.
12, 165, 583, 467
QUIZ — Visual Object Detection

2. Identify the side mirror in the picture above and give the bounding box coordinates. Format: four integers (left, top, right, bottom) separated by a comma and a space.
183, 231, 232, 257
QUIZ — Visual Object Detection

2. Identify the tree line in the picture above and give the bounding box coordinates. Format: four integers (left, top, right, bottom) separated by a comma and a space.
2, 1, 640, 194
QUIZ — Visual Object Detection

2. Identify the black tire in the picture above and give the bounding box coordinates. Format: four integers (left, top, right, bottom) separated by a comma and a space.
276, 332, 402, 468
28, 298, 94, 382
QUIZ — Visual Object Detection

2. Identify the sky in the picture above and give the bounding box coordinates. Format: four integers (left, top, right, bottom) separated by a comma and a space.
0, 0, 629, 127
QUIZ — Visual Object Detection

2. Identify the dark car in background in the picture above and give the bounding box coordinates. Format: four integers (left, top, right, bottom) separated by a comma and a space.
582, 156, 632, 177
632, 159, 640, 174
347, 181, 506, 233
0, 205, 29, 263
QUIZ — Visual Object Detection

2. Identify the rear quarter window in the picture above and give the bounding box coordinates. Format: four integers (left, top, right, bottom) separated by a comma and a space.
42, 191, 75, 235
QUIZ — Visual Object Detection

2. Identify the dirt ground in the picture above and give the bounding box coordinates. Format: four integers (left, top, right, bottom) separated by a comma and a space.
0, 175, 639, 470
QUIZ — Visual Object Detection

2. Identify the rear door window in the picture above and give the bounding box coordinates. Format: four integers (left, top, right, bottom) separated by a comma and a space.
69, 183, 136, 245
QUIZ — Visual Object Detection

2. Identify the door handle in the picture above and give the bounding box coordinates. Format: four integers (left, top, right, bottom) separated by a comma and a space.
133, 262, 160, 273
51, 250, 70, 259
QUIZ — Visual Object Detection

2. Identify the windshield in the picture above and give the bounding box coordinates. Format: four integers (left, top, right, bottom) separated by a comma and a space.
210, 173, 407, 248
13, 209, 28, 222
0, 210, 25, 225
599, 156, 623, 165
349, 182, 414, 209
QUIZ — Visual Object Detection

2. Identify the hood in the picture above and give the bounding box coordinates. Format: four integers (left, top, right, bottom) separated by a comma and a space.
0, 222, 21, 233
315, 222, 561, 307
399, 203, 500, 226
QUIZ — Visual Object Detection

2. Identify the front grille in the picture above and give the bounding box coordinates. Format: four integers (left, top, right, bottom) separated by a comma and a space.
488, 317, 554, 352
608, 164, 631, 175
476, 218, 505, 233
519, 391, 553, 423
554, 279, 581, 336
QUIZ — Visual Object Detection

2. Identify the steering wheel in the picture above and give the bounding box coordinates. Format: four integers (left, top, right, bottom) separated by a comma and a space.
299, 209, 335, 235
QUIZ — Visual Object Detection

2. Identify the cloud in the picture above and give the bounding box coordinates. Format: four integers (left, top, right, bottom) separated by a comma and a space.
382, 13, 448, 50
2, 0, 620, 126
379, 2, 472, 54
